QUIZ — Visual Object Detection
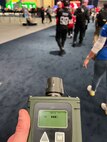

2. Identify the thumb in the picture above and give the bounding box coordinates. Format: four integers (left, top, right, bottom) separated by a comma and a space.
7, 109, 30, 142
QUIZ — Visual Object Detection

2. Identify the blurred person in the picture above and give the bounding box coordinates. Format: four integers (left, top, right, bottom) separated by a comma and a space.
7, 109, 30, 142
22, 7, 32, 25
83, 22, 107, 97
55, 1, 63, 14
55, 1, 63, 24
55, 0, 72, 56
72, 0, 90, 47
57, 1, 63, 11
1, 6, 5, 16
30, 8, 36, 17
93, 3, 107, 44
91, 10, 96, 23
46, 6, 52, 23
67, 8, 76, 38
40, 6, 45, 24
22, 7, 36, 26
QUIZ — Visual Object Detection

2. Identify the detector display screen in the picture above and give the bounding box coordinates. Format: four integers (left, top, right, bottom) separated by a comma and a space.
38, 110, 68, 128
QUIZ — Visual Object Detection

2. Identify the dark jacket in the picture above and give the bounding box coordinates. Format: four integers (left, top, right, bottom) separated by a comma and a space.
74, 5, 89, 25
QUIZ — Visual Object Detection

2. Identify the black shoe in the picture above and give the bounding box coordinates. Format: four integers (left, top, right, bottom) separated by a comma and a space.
59, 51, 63, 56
78, 43, 82, 47
72, 42, 76, 47
59, 50, 66, 56
62, 49, 66, 55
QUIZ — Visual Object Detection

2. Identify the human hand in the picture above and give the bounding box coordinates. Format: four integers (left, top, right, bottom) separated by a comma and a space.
7, 109, 30, 142
83, 58, 90, 69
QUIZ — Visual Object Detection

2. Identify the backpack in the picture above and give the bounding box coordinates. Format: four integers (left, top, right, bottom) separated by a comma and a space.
97, 8, 107, 27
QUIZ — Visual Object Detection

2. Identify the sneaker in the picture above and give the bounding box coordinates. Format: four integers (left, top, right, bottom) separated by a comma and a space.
67, 35, 70, 38
70, 34, 73, 38
87, 85, 95, 96
101, 103, 107, 115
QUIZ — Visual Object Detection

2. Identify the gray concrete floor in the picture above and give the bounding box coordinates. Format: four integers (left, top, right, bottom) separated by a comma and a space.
0, 16, 56, 44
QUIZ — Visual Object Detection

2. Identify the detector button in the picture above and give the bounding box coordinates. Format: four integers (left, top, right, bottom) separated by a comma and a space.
55, 132, 65, 142
40, 132, 49, 142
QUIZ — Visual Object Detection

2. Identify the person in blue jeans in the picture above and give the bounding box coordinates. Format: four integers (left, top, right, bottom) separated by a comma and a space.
83, 22, 107, 115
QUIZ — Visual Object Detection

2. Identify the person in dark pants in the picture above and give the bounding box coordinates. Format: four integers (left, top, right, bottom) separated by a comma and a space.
46, 6, 52, 23
55, 0, 72, 56
72, 0, 89, 47
1, 6, 5, 15
40, 6, 45, 24
83, 22, 107, 114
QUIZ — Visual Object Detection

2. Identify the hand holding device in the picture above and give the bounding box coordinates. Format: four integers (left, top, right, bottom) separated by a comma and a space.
7, 109, 30, 142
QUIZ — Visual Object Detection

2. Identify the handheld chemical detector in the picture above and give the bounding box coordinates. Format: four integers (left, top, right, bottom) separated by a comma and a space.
28, 77, 82, 142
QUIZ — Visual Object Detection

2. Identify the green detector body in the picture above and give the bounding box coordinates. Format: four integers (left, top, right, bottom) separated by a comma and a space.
27, 96, 82, 142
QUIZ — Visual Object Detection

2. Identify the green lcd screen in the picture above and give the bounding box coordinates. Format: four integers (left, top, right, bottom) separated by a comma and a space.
38, 110, 68, 128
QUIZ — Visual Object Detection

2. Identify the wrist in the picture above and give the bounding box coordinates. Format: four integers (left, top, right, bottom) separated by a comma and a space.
86, 56, 90, 60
